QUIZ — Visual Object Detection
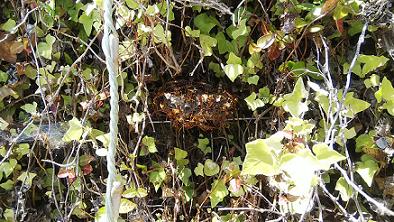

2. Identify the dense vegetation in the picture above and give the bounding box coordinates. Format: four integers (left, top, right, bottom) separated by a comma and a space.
0, 0, 394, 221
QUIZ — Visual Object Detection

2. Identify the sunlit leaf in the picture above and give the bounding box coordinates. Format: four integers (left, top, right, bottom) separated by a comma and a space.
241, 138, 280, 176
62, 117, 83, 142
224, 64, 243, 82
312, 143, 346, 170
119, 198, 137, 214
244, 92, 265, 111
209, 179, 228, 208
256, 33, 275, 49
194, 13, 219, 34
356, 157, 379, 187
204, 159, 220, 176
335, 177, 353, 201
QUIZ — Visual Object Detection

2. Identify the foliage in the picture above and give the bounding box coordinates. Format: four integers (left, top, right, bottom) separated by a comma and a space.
0, 0, 394, 221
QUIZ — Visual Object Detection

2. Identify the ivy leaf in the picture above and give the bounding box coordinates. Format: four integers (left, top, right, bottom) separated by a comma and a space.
282, 78, 308, 117
79, 13, 93, 36
1, 19, 16, 33
226, 52, 242, 64
194, 163, 204, 177
194, 13, 219, 34
312, 143, 346, 170
197, 138, 211, 155
96, 133, 110, 148
0, 159, 17, 178
247, 75, 259, 85
227, 19, 249, 40
149, 164, 166, 191
37, 35, 56, 60
358, 55, 388, 76
21, 102, 38, 115
256, 33, 275, 49
185, 26, 200, 38
0, 117, 9, 130
178, 167, 192, 185
241, 138, 279, 176
224, 64, 243, 82
174, 148, 188, 160
118, 199, 137, 214
244, 92, 265, 111
199, 34, 217, 56
0, 179, 14, 190
141, 136, 157, 155
125, 0, 139, 9
209, 179, 228, 208
62, 117, 83, 142
122, 187, 148, 198
356, 156, 379, 187
204, 159, 220, 176
335, 177, 353, 201
342, 92, 370, 118
17, 171, 37, 187
153, 24, 171, 45
216, 32, 234, 54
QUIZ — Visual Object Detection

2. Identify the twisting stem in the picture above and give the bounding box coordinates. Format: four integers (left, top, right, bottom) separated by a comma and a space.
102, 0, 122, 221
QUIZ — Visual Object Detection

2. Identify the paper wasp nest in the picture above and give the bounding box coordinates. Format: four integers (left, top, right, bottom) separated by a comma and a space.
153, 81, 237, 130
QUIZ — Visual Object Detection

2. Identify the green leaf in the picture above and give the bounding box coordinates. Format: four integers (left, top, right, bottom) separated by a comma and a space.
122, 187, 148, 198
142, 136, 157, 154
1, 19, 16, 32
37, 35, 56, 60
282, 78, 308, 117
149, 164, 166, 191
199, 34, 217, 56
342, 92, 370, 118
185, 26, 200, 38
228, 19, 249, 40
224, 64, 243, 82
194, 13, 219, 34
178, 167, 192, 185
0, 179, 14, 190
17, 171, 37, 187
125, 0, 139, 9
62, 117, 83, 142
279, 149, 320, 196
153, 24, 171, 45
21, 102, 38, 114
0, 117, 9, 130
335, 177, 353, 201
174, 148, 188, 160
197, 138, 211, 155
118, 198, 137, 214
344, 127, 357, 139
216, 32, 234, 54
355, 131, 376, 153
0, 159, 17, 178
145, 4, 159, 16
79, 13, 93, 36
194, 163, 204, 177
241, 138, 279, 176
358, 55, 389, 76
244, 92, 265, 111
204, 159, 220, 176
312, 143, 346, 170
226, 52, 242, 65
256, 33, 275, 49
356, 158, 379, 187
209, 179, 228, 208
96, 133, 110, 148
247, 75, 259, 85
